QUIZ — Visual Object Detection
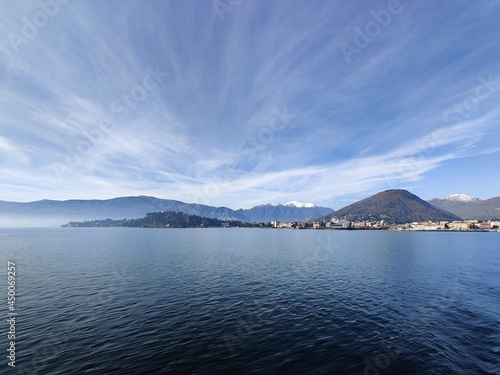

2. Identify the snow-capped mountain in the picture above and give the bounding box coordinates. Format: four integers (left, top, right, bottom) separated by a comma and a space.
429, 194, 500, 220
255, 201, 317, 208
284, 201, 316, 208
0, 196, 334, 226
444, 194, 481, 203
236, 201, 333, 222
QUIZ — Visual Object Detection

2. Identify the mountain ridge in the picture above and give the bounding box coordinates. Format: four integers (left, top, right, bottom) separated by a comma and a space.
236, 204, 332, 222
429, 195, 500, 220
0, 196, 332, 226
2, 190, 497, 227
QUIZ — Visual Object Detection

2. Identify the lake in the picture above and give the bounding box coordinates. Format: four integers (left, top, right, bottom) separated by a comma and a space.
0, 228, 499, 374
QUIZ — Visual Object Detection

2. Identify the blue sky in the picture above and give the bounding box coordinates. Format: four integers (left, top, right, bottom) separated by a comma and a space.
0, 0, 499, 209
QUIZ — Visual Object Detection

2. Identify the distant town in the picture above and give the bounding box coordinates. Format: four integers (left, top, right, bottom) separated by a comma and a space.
63, 212, 500, 232
270, 218, 500, 232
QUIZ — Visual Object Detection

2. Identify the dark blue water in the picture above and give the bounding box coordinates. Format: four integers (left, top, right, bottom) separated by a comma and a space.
0, 228, 499, 374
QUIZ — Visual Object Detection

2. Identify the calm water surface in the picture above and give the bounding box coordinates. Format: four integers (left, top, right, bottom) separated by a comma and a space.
0, 228, 499, 374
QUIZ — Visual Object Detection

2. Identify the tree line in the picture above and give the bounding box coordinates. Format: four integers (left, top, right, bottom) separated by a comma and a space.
62, 211, 249, 228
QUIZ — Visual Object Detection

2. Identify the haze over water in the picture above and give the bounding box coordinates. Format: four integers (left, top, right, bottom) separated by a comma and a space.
1, 228, 498, 374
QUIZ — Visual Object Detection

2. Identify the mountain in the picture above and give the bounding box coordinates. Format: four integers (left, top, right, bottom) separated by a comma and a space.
428, 194, 480, 219
284, 201, 316, 208
429, 195, 500, 220
0, 196, 247, 227
236, 202, 333, 222
0, 196, 334, 227
442, 194, 480, 203
326, 189, 461, 224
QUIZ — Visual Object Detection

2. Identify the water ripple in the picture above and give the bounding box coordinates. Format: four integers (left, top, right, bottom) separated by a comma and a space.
0, 228, 498, 374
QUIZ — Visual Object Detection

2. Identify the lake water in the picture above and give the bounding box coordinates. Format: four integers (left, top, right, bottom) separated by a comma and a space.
0, 228, 499, 374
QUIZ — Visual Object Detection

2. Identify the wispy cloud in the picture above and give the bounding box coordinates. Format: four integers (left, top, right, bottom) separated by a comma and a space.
0, 0, 499, 207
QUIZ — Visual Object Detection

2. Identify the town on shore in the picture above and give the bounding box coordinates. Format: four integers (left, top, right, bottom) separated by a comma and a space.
270, 218, 500, 232
64, 213, 500, 232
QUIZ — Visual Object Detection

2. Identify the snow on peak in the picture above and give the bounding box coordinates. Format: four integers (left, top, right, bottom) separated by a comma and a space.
444, 194, 480, 202
284, 201, 316, 208
256, 202, 282, 207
